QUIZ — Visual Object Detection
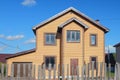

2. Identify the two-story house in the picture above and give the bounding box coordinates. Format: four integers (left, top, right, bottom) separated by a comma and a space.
6, 7, 109, 77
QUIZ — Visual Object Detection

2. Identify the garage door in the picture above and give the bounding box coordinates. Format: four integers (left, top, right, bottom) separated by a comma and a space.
13, 62, 32, 77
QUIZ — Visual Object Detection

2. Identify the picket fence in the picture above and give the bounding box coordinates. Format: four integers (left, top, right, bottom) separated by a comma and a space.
0, 62, 119, 80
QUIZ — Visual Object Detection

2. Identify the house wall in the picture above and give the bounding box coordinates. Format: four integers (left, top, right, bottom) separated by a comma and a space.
6, 10, 105, 77
116, 46, 120, 63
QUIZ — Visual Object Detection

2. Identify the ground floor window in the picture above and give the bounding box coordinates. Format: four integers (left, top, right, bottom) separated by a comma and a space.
90, 57, 97, 69
44, 56, 55, 69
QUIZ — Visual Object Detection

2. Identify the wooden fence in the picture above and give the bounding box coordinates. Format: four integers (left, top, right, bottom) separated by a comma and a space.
0, 62, 119, 80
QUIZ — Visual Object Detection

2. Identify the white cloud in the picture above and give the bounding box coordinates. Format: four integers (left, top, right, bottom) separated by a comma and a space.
0, 46, 7, 51
21, 0, 36, 6
105, 45, 115, 53
24, 38, 36, 44
0, 34, 4, 38
6, 35, 24, 40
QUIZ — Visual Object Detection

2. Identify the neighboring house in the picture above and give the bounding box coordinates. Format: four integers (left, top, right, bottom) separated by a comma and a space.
114, 42, 120, 63
6, 7, 109, 77
0, 54, 13, 63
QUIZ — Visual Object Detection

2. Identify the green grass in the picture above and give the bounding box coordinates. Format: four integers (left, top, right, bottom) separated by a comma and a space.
107, 71, 115, 78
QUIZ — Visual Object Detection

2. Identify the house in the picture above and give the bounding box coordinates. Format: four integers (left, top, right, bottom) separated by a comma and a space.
0, 54, 13, 63
6, 7, 109, 77
114, 42, 120, 63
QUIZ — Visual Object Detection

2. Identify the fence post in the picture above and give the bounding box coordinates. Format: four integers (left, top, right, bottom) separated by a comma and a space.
23, 64, 26, 80
1, 64, 4, 79
96, 62, 98, 80
104, 63, 107, 80
87, 63, 90, 80
48, 64, 52, 80
62, 64, 64, 80
17, 64, 20, 80
91, 61, 94, 80
10, 64, 14, 80
38, 65, 41, 80
67, 64, 69, 80
42, 64, 46, 80
53, 64, 56, 80
100, 62, 103, 80
5, 64, 8, 80
32, 64, 36, 79
58, 64, 60, 80
76, 65, 79, 80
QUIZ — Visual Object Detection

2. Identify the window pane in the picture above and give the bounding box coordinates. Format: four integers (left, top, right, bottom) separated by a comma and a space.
71, 32, 75, 41
45, 57, 49, 68
91, 35, 96, 45
67, 31, 70, 41
51, 34, 55, 44
50, 57, 55, 68
45, 34, 50, 44
76, 31, 80, 41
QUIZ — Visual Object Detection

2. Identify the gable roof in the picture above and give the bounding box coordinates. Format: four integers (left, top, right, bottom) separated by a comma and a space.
33, 7, 109, 33
114, 42, 120, 47
6, 48, 35, 59
58, 17, 89, 29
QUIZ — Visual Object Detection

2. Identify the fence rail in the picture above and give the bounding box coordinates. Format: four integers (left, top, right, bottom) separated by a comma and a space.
0, 62, 119, 80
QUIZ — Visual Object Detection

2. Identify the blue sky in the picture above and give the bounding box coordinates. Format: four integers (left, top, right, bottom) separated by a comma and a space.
0, 0, 120, 53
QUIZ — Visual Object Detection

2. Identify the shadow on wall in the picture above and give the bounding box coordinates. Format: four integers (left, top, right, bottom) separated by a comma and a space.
105, 53, 116, 72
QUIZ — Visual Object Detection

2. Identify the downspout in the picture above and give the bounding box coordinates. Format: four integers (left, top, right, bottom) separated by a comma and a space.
82, 29, 85, 65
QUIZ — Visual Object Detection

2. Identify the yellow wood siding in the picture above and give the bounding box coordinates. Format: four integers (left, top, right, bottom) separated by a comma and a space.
7, 10, 105, 77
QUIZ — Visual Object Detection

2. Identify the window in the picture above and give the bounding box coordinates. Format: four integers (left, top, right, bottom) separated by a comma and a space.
45, 56, 55, 69
67, 31, 80, 42
90, 34, 97, 46
90, 57, 97, 69
45, 33, 56, 45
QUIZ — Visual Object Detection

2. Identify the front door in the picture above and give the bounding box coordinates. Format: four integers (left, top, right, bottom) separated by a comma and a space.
70, 59, 78, 75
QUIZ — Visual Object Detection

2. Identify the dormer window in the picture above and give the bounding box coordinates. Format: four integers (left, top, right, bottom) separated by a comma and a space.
67, 30, 80, 42
45, 33, 56, 45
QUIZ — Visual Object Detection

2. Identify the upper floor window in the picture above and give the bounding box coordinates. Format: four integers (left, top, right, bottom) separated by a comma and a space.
67, 30, 80, 42
90, 34, 97, 46
45, 33, 56, 45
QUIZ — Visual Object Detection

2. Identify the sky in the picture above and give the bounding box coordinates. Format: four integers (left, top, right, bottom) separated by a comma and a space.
0, 0, 120, 54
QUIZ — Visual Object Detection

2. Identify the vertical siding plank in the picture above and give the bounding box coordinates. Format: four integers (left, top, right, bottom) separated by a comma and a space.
10, 64, 14, 80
